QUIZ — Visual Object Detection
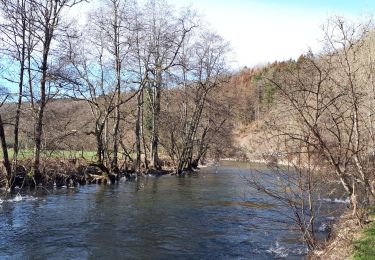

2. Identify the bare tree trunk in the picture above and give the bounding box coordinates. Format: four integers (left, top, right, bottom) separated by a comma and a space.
0, 114, 12, 190
104, 117, 109, 163
95, 126, 104, 163
111, 66, 121, 175
194, 125, 209, 165
177, 93, 207, 174
141, 89, 149, 170
32, 45, 48, 182
135, 89, 142, 174
13, 55, 25, 168
150, 71, 161, 170
27, 43, 35, 110
12, 0, 27, 169
111, 0, 122, 175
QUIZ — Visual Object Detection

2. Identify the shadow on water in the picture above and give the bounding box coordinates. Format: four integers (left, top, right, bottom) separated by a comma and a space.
216, 200, 274, 209
0, 161, 347, 259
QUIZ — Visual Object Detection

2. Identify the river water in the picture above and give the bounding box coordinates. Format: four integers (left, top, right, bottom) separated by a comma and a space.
0, 161, 346, 259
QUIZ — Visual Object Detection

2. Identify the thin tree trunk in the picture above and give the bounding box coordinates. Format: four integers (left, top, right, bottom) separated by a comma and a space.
32, 53, 47, 182
0, 114, 12, 190
111, 71, 121, 174
150, 73, 161, 170
111, 2, 121, 175
104, 117, 109, 163
95, 127, 104, 163
141, 89, 149, 170
13, 62, 25, 168
177, 91, 207, 174
135, 89, 142, 174
13, 0, 27, 169
111, 97, 120, 173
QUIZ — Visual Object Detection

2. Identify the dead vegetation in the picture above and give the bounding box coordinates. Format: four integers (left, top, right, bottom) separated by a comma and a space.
311, 211, 368, 259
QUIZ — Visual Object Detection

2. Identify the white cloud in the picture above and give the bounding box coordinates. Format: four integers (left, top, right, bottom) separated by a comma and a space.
223, 7, 325, 67
173, 0, 365, 68
71, 0, 368, 68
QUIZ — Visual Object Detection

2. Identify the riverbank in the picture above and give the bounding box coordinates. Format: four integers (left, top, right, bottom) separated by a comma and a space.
312, 210, 375, 259
353, 213, 375, 259
221, 158, 375, 259
1, 158, 174, 192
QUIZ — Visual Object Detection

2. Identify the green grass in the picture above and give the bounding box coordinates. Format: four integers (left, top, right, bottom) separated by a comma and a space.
353, 213, 375, 260
0, 149, 97, 160
1, 149, 135, 163
44, 150, 97, 160
0, 149, 33, 160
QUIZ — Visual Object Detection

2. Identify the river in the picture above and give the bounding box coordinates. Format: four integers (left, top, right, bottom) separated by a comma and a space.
0, 161, 347, 259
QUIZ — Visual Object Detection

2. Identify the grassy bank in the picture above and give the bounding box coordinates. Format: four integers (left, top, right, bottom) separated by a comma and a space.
1, 149, 98, 161
353, 213, 375, 259
312, 210, 375, 259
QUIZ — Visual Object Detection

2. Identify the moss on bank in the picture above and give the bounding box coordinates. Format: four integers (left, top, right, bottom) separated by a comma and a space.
353, 213, 375, 260
311, 210, 375, 260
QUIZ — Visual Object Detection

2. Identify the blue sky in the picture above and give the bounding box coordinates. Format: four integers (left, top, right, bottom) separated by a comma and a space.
170, 0, 375, 68
258, 0, 375, 11
185, 0, 375, 13
69, 0, 375, 68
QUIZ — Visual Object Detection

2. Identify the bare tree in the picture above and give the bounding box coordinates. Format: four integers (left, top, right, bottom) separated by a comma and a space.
0, 0, 33, 171
0, 0, 233, 187
174, 31, 230, 174
92, 0, 132, 174
26, 0, 85, 184
142, 0, 195, 170
259, 17, 375, 221
0, 88, 11, 190
63, 25, 117, 182
248, 145, 323, 252
129, 3, 150, 174
62, 1, 139, 181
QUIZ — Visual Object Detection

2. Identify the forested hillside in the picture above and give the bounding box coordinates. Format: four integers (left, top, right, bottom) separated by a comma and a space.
0, 65, 271, 168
